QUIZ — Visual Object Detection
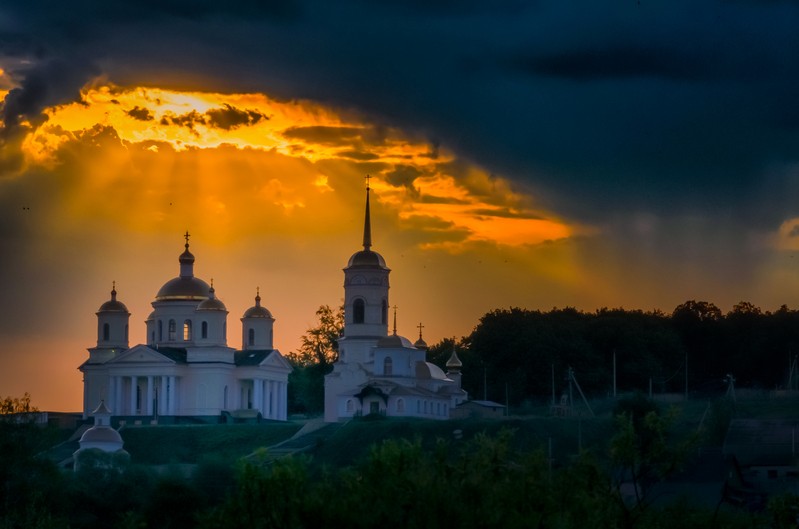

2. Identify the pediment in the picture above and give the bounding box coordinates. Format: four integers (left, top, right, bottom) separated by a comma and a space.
106, 344, 178, 365
260, 350, 293, 372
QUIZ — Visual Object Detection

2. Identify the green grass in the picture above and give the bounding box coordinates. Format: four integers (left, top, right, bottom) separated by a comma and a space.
120, 422, 301, 464
310, 416, 615, 469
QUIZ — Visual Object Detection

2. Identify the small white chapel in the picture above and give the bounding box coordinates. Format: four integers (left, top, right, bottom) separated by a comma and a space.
79, 235, 292, 422
324, 183, 467, 421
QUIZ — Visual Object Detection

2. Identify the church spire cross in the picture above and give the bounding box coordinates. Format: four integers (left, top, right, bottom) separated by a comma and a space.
111, 281, 117, 300
184, 230, 191, 250
417, 322, 424, 340
362, 176, 372, 250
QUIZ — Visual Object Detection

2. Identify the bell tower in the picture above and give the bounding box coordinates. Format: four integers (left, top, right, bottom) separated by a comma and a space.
342, 180, 390, 344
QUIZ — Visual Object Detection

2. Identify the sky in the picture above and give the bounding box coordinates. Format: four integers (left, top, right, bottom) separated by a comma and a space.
3, 1, 799, 411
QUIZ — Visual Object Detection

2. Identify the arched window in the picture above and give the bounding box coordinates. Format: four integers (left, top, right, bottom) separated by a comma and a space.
158, 320, 163, 341
396, 398, 405, 413
125, 324, 129, 341
383, 356, 393, 376
201, 321, 208, 339
151, 331, 155, 343
168, 319, 176, 341
381, 299, 388, 324
354, 298, 365, 323
102, 323, 110, 341
248, 328, 255, 346
346, 399, 354, 413
183, 320, 192, 341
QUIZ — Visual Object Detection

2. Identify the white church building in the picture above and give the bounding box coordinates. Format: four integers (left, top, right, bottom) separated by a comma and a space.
324, 185, 467, 422
79, 235, 292, 423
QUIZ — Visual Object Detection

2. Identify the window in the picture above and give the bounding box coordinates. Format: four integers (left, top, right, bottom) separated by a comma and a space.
168, 319, 176, 341
383, 356, 393, 376
201, 321, 208, 339
370, 401, 379, 415
125, 324, 129, 341
248, 328, 255, 346
346, 399, 354, 413
158, 320, 163, 341
354, 298, 365, 323
151, 331, 155, 343
397, 398, 405, 413
183, 320, 192, 341
103, 323, 110, 341
381, 299, 388, 324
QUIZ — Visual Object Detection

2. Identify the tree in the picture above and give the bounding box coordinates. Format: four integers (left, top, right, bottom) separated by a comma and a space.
287, 305, 344, 367
287, 305, 344, 414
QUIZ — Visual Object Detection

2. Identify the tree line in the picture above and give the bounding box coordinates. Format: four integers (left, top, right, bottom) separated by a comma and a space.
427, 301, 799, 408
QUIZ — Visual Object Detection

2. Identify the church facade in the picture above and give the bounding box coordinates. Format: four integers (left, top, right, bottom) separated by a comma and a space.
324, 186, 467, 422
79, 236, 292, 422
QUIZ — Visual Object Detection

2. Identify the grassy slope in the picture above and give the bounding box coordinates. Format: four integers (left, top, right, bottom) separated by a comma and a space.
111, 394, 799, 467
120, 422, 301, 464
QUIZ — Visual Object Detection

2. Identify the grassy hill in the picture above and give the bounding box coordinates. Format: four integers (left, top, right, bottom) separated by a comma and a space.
120, 422, 301, 464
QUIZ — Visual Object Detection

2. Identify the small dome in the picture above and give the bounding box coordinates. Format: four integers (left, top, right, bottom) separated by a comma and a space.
197, 285, 226, 311
347, 249, 388, 269
156, 276, 211, 301
243, 289, 273, 319
416, 361, 448, 380
179, 248, 195, 266
377, 333, 415, 349
414, 337, 428, 349
79, 426, 123, 445
98, 285, 129, 313
446, 350, 463, 369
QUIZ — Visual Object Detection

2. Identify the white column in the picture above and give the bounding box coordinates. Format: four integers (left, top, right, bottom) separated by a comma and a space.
253, 379, 263, 414
114, 376, 122, 415
161, 377, 168, 415
281, 381, 288, 420
169, 376, 177, 415
264, 380, 274, 419
129, 376, 137, 415
146, 376, 154, 415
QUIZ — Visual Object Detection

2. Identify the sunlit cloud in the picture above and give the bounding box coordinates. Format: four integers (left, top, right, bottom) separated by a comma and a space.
16, 83, 578, 252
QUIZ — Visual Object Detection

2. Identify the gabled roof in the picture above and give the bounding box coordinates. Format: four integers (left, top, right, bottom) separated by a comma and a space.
103, 344, 186, 365
234, 349, 293, 372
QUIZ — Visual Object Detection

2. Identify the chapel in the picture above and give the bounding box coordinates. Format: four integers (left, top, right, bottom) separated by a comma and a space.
324, 184, 467, 421
79, 235, 292, 422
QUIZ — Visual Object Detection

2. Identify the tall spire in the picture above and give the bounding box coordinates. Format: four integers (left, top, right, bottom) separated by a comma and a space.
363, 175, 372, 250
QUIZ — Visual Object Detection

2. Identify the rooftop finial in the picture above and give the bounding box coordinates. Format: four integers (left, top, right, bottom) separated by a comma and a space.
392, 305, 398, 335
111, 281, 117, 300
363, 175, 372, 250
184, 230, 190, 250
255, 287, 261, 306
417, 322, 424, 341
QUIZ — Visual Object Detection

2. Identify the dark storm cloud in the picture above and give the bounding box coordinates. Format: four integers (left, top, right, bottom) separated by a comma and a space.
469, 208, 544, 220
385, 164, 423, 188
205, 104, 267, 130
338, 150, 380, 161
158, 105, 267, 130
521, 46, 706, 82
126, 106, 153, 121
3, 0, 799, 228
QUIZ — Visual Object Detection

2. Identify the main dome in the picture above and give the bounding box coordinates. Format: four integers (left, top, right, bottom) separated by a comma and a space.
156, 277, 211, 301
